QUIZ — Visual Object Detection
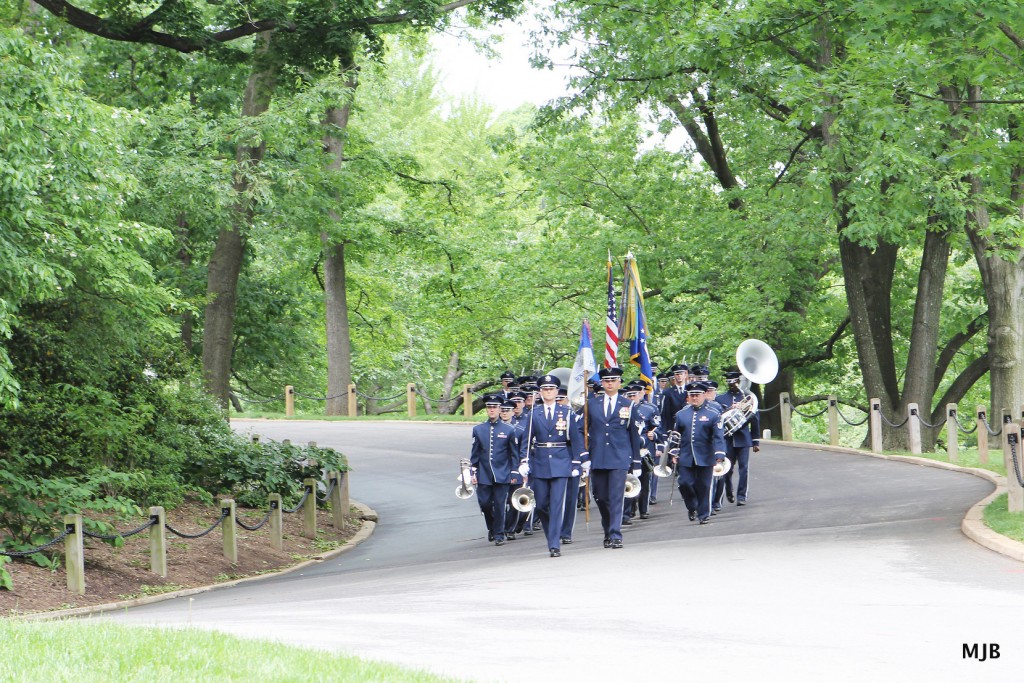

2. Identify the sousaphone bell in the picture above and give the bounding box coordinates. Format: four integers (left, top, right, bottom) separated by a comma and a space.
623, 472, 642, 499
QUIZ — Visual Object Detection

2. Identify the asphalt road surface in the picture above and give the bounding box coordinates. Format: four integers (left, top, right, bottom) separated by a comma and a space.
105, 420, 1024, 682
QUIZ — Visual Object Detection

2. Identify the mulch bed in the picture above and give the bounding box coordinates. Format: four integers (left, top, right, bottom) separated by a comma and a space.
1, 498, 363, 616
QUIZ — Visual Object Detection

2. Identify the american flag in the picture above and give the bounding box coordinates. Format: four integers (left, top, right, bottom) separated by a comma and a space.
604, 256, 619, 368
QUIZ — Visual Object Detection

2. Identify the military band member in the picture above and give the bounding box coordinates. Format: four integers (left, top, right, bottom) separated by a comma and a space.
559, 404, 586, 545
499, 371, 517, 401
650, 370, 671, 504
500, 399, 526, 540
518, 374, 585, 557
672, 382, 727, 525
470, 394, 521, 545
583, 366, 643, 549
622, 381, 658, 523
659, 364, 690, 437
716, 370, 761, 507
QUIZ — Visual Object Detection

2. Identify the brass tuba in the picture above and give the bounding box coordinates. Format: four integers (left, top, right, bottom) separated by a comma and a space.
721, 339, 779, 437
455, 458, 475, 499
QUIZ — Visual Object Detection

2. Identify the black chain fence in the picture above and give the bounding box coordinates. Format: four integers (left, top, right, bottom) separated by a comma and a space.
0, 527, 72, 558
835, 403, 870, 426
82, 518, 157, 541
164, 509, 230, 539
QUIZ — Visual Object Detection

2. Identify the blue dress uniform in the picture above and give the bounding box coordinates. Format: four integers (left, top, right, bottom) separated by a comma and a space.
559, 407, 586, 543
715, 376, 761, 506
522, 375, 585, 556
470, 395, 521, 545
584, 367, 643, 548
631, 387, 660, 520
500, 402, 528, 539
673, 383, 727, 524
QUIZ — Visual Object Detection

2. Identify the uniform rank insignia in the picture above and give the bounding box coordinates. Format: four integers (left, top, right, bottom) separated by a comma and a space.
699, 415, 709, 422
497, 433, 507, 438
618, 407, 631, 419
555, 417, 567, 433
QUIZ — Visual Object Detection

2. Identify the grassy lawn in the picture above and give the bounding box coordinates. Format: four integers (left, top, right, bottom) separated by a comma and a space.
0, 620, 461, 682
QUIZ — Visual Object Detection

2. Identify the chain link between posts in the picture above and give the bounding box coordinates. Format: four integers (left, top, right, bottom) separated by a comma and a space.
164, 509, 230, 539
834, 403, 869, 426
82, 518, 157, 540
0, 528, 72, 557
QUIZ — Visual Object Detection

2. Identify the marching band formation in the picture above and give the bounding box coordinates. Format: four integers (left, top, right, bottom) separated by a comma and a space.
458, 341, 778, 558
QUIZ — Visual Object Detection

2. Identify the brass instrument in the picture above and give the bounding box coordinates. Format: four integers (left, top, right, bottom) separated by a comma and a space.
721, 339, 779, 437
653, 430, 681, 478
511, 483, 536, 513
623, 472, 642, 499
455, 458, 475, 499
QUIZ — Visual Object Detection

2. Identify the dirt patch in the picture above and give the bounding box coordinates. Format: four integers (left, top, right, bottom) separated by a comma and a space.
1, 498, 364, 616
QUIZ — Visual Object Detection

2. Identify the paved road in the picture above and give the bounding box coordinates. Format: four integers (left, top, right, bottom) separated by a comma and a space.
108, 420, 1024, 681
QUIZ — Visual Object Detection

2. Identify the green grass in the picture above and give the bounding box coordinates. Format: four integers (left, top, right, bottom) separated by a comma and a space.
983, 494, 1024, 543
0, 620, 462, 682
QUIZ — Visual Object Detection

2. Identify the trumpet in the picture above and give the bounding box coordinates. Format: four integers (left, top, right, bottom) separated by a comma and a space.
455, 458, 475, 500
653, 430, 680, 478
511, 484, 536, 513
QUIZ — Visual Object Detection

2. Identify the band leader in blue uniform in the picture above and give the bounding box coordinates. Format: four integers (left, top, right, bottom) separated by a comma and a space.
583, 366, 643, 549
470, 394, 521, 545
519, 374, 585, 557
672, 382, 727, 525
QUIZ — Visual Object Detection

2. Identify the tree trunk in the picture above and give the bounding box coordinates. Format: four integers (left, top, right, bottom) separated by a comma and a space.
176, 212, 193, 352
322, 238, 353, 415
201, 34, 275, 408
321, 62, 358, 416
439, 351, 464, 415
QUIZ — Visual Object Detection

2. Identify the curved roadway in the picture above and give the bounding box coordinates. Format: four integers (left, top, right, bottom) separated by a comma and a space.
108, 420, 1024, 681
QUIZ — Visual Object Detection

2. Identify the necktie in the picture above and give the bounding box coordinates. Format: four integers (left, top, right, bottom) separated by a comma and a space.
547, 407, 552, 421
605, 397, 612, 418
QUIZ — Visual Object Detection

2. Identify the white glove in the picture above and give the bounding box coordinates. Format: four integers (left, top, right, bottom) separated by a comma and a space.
639, 448, 650, 457
518, 463, 530, 477
632, 468, 642, 477
581, 461, 591, 474
571, 468, 580, 477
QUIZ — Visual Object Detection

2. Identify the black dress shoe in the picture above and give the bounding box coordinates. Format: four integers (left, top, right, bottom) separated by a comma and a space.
611, 539, 623, 549
533, 521, 542, 531
649, 497, 657, 505
560, 537, 573, 544
488, 534, 495, 542
549, 548, 561, 557
737, 499, 746, 506
495, 538, 505, 546
726, 493, 735, 503
639, 513, 650, 519
699, 518, 710, 525
688, 510, 697, 521
603, 538, 612, 548
505, 533, 516, 541
524, 529, 533, 536
621, 518, 633, 526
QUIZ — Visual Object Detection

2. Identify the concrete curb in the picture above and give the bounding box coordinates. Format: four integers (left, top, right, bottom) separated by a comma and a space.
16, 500, 379, 621
771, 440, 1024, 562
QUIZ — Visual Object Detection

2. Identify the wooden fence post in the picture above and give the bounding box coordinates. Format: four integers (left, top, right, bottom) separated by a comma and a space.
407, 383, 417, 418
907, 403, 922, 455
1006, 422, 1024, 513
463, 384, 473, 418
302, 478, 317, 539
870, 398, 882, 453
946, 404, 958, 463
348, 383, 358, 417
221, 499, 237, 564
149, 506, 167, 578
331, 471, 349, 530
827, 395, 839, 446
285, 386, 295, 417
976, 405, 989, 464
268, 493, 283, 551
64, 514, 85, 595
779, 392, 793, 441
